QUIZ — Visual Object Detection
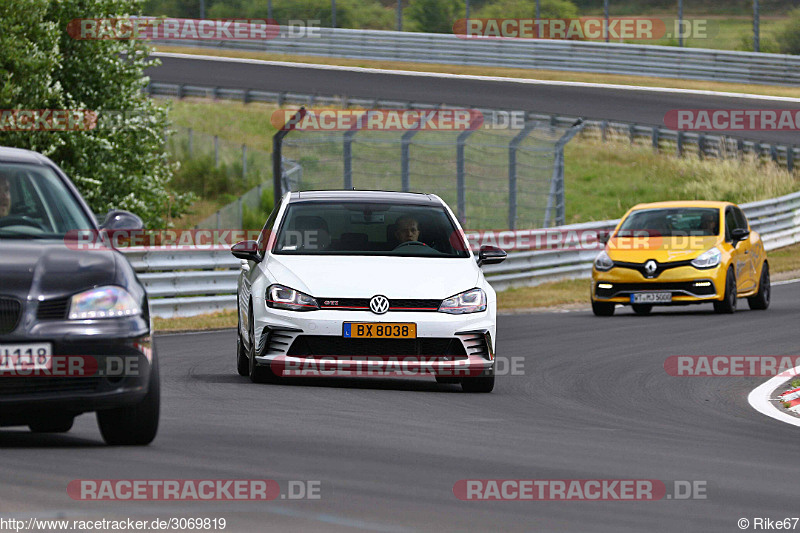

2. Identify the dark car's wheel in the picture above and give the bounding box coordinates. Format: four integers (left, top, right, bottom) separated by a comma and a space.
461, 374, 495, 393
30, 415, 74, 433
592, 300, 615, 316
97, 357, 160, 446
248, 308, 278, 384
713, 267, 737, 314
236, 314, 249, 376
632, 304, 652, 315
748, 263, 770, 310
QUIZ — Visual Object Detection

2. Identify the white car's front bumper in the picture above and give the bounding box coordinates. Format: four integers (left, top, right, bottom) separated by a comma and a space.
252, 306, 496, 377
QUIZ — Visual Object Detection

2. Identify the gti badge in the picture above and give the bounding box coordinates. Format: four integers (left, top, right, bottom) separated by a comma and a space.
369, 295, 390, 314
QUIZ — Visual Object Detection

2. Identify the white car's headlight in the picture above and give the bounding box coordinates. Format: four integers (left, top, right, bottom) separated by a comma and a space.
439, 288, 487, 314
691, 247, 722, 269
266, 284, 319, 311
594, 250, 614, 271
68, 286, 141, 319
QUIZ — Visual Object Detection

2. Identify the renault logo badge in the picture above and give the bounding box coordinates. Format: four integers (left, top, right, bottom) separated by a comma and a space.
369, 295, 390, 314
644, 260, 658, 276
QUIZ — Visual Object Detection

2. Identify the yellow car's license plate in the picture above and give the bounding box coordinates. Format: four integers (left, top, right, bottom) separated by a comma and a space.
343, 323, 416, 339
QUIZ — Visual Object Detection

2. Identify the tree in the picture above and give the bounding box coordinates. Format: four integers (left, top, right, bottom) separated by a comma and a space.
0, 0, 192, 227
407, 0, 462, 33
477, 0, 579, 19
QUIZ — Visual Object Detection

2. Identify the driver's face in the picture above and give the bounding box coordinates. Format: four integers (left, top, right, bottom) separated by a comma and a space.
0, 177, 10, 217
395, 218, 419, 243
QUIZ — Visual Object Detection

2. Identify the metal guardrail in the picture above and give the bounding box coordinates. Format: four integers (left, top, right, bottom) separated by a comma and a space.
149, 82, 799, 171
154, 27, 800, 86
122, 190, 800, 317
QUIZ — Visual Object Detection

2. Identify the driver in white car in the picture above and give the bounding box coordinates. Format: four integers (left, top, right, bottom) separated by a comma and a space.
394, 215, 421, 244
0, 174, 11, 217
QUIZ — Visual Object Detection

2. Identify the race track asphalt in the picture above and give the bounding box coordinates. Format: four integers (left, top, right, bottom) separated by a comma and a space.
146, 53, 800, 146
3, 281, 800, 532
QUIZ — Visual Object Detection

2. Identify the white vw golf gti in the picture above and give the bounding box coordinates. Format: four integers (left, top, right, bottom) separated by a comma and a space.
232, 191, 506, 392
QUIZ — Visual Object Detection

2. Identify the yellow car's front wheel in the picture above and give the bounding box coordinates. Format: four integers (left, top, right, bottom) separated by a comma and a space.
592, 299, 615, 316
713, 266, 737, 314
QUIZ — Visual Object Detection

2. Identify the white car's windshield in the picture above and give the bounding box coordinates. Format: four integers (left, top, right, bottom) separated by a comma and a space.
617, 207, 720, 237
0, 163, 93, 239
273, 202, 469, 258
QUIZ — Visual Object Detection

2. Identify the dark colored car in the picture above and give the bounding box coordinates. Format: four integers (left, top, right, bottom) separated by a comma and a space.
0, 146, 158, 445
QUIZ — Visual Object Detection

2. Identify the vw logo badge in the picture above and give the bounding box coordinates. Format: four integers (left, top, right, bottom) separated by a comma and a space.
369, 295, 390, 315
644, 260, 658, 276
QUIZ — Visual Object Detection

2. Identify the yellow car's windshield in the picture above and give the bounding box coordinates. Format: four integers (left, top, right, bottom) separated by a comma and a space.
617, 207, 720, 237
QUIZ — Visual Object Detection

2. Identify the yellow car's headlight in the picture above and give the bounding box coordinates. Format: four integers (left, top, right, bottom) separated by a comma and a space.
594, 250, 614, 271
691, 247, 722, 269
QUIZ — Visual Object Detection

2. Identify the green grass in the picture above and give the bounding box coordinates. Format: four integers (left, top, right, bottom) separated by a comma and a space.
564, 136, 800, 223
769, 242, 800, 274
621, 16, 784, 51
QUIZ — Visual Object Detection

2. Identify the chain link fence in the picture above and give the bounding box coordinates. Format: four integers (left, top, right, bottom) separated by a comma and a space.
276, 112, 584, 230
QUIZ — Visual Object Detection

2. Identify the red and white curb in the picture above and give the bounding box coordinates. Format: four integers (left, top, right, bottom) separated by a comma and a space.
748, 366, 800, 427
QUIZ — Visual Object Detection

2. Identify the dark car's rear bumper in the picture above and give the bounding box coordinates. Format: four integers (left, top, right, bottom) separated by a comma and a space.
0, 316, 153, 423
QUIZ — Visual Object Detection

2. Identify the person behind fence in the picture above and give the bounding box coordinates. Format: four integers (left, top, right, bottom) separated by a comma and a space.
394, 215, 421, 244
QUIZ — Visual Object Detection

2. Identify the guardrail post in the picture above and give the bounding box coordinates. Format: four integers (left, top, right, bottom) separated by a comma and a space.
737, 138, 745, 160
544, 119, 585, 227
188, 128, 193, 158
177, 84, 184, 99
771, 144, 778, 164
677, 131, 684, 157
601, 120, 608, 142
343, 130, 355, 189
242, 144, 247, 179
698, 134, 706, 159
212, 86, 219, 100
401, 129, 418, 192
273, 107, 307, 199
456, 116, 482, 224
629, 123, 636, 145
788, 146, 795, 172
651, 128, 660, 152
214, 135, 219, 167
342, 110, 377, 189
242, 89, 249, 104
508, 122, 535, 230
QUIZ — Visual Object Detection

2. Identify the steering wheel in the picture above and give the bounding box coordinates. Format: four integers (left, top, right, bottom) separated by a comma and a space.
393, 240, 426, 250
0, 215, 46, 230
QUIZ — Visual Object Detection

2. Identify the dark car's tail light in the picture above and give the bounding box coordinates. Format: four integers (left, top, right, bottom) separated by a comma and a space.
0, 298, 21, 334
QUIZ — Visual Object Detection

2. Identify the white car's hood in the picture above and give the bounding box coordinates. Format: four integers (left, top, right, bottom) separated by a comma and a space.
266, 255, 481, 299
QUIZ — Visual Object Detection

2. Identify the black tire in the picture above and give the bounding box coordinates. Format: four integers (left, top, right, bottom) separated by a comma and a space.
748, 263, 770, 310
30, 415, 74, 433
632, 304, 653, 315
236, 314, 249, 376
97, 356, 160, 446
591, 300, 615, 316
461, 374, 495, 393
713, 267, 737, 314
248, 308, 278, 384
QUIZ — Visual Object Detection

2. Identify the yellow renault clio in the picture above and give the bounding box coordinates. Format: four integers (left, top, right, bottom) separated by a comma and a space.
591, 201, 770, 316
